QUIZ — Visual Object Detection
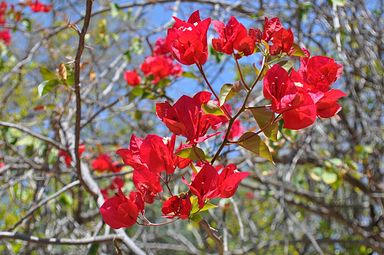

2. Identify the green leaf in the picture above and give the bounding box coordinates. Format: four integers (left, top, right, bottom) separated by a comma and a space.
202, 101, 225, 116
291, 43, 306, 57
218, 83, 236, 106
190, 213, 202, 223
250, 107, 277, 141
237, 132, 273, 162
66, 68, 75, 86
330, 0, 345, 7
40, 67, 57, 81
310, 167, 324, 181
176, 146, 206, 161
322, 171, 338, 184
190, 196, 217, 214
182, 71, 197, 79
87, 243, 100, 255
110, 3, 120, 17
37, 79, 59, 97
129, 87, 144, 99
21, 18, 32, 32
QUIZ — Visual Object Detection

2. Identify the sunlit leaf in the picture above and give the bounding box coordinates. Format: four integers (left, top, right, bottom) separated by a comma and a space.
237, 132, 273, 162
37, 79, 59, 97
250, 107, 277, 141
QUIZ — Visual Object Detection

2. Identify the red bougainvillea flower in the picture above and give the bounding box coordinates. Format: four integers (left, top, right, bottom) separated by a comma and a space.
212, 16, 256, 57
262, 17, 282, 42
117, 134, 189, 175
166, 10, 211, 66
28, 0, 52, 13
92, 154, 122, 173
292, 55, 343, 92
129, 191, 145, 213
0, 29, 11, 45
217, 164, 249, 198
188, 163, 219, 208
154, 37, 171, 57
139, 134, 176, 174
261, 17, 294, 55
100, 189, 139, 229
124, 70, 141, 87
264, 57, 345, 129
140, 55, 182, 84
162, 194, 192, 219
0, 1, 7, 26
156, 91, 225, 144
133, 166, 163, 203
315, 89, 346, 118
58, 144, 86, 167
227, 119, 244, 140
290, 54, 346, 119
269, 28, 294, 55
263, 64, 317, 130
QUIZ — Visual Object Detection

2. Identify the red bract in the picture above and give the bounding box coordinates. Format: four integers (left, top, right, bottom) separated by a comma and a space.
129, 191, 145, 213
0, 29, 11, 45
162, 194, 192, 219
29, 0, 52, 13
92, 154, 122, 173
262, 17, 282, 42
315, 89, 346, 118
269, 28, 294, 55
117, 134, 188, 174
124, 70, 141, 86
227, 119, 244, 140
154, 37, 171, 57
156, 91, 225, 144
212, 16, 255, 57
264, 59, 345, 129
189, 163, 219, 208
0, 1, 7, 26
58, 144, 86, 167
100, 189, 139, 229
293, 56, 343, 92
139, 134, 175, 174
217, 164, 249, 198
263, 64, 317, 130
262, 17, 294, 55
140, 55, 182, 84
166, 10, 211, 65
133, 166, 162, 203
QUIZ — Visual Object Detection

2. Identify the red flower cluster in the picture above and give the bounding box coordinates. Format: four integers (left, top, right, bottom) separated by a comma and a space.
212, 16, 258, 58
28, 0, 52, 13
0, 29, 10, 45
156, 91, 225, 144
0, 1, 10, 45
100, 10, 345, 230
124, 70, 141, 87
100, 189, 140, 228
0, 1, 7, 25
263, 52, 345, 129
166, 10, 211, 65
262, 17, 294, 55
124, 37, 182, 86
140, 55, 182, 84
187, 163, 249, 208
92, 153, 122, 173
58, 144, 86, 167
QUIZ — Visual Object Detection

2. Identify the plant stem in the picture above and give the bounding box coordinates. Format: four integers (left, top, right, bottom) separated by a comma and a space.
211, 56, 268, 164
